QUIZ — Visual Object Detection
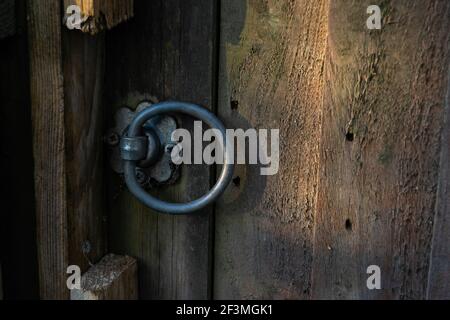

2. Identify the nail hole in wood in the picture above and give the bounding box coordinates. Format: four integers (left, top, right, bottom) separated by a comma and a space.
346, 131, 354, 142
231, 100, 239, 110
232, 176, 241, 187
345, 219, 352, 231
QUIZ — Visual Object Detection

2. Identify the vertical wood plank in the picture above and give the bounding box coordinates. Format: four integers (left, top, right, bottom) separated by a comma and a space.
215, 0, 329, 299
0, 0, 15, 39
312, 0, 450, 299
427, 70, 450, 299
105, 0, 217, 299
29, 0, 109, 299
62, 30, 106, 271
63, 0, 134, 34
28, 0, 69, 300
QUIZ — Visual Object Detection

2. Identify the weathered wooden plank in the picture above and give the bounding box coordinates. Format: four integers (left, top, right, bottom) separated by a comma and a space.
0, 0, 15, 38
105, 0, 217, 299
427, 70, 450, 300
29, 0, 109, 299
63, 0, 134, 34
28, 0, 69, 300
312, 0, 450, 299
0, 0, 39, 299
214, 0, 329, 299
71, 254, 138, 300
62, 29, 107, 273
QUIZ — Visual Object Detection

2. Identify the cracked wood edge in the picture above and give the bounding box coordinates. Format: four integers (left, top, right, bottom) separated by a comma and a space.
71, 254, 138, 300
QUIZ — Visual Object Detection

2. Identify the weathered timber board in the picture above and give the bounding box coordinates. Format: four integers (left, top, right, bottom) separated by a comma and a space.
214, 0, 329, 299
311, 0, 450, 299
62, 29, 107, 271
105, 0, 217, 299
28, 0, 109, 299
427, 70, 450, 299
28, 0, 69, 300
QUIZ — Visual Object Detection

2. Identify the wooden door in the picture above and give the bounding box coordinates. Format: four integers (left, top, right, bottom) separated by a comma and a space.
23, 0, 449, 299
104, 0, 217, 299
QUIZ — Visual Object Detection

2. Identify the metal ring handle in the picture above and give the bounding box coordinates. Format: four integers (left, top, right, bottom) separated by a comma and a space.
123, 101, 234, 215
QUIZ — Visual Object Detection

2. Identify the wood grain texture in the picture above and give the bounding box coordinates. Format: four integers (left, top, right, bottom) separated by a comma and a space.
71, 254, 138, 300
0, 0, 15, 38
62, 30, 106, 271
312, 0, 450, 299
64, 0, 134, 34
214, 0, 329, 299
427, 69, 450, 300
28, 0, 69, 300
105, 0, 217, 299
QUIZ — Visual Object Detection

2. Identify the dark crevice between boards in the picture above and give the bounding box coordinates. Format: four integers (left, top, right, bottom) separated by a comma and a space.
0, 0, 39, 299
209, 0, 222, 300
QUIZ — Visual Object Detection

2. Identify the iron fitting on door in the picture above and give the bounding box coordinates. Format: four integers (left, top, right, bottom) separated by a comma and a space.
119, 101, 234, 215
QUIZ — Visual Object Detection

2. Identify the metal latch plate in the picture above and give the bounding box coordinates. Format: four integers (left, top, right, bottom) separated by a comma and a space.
106, 102, 180, 189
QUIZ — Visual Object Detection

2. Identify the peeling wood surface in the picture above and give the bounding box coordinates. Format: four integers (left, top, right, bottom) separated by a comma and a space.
28, 0, 69, 300
0, 0, 15, 39
214, 0, 329, 299
63, 0, 134, 34
105, 0, 216, 299
71, 254, 138, 300
312, 0, 450, 299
